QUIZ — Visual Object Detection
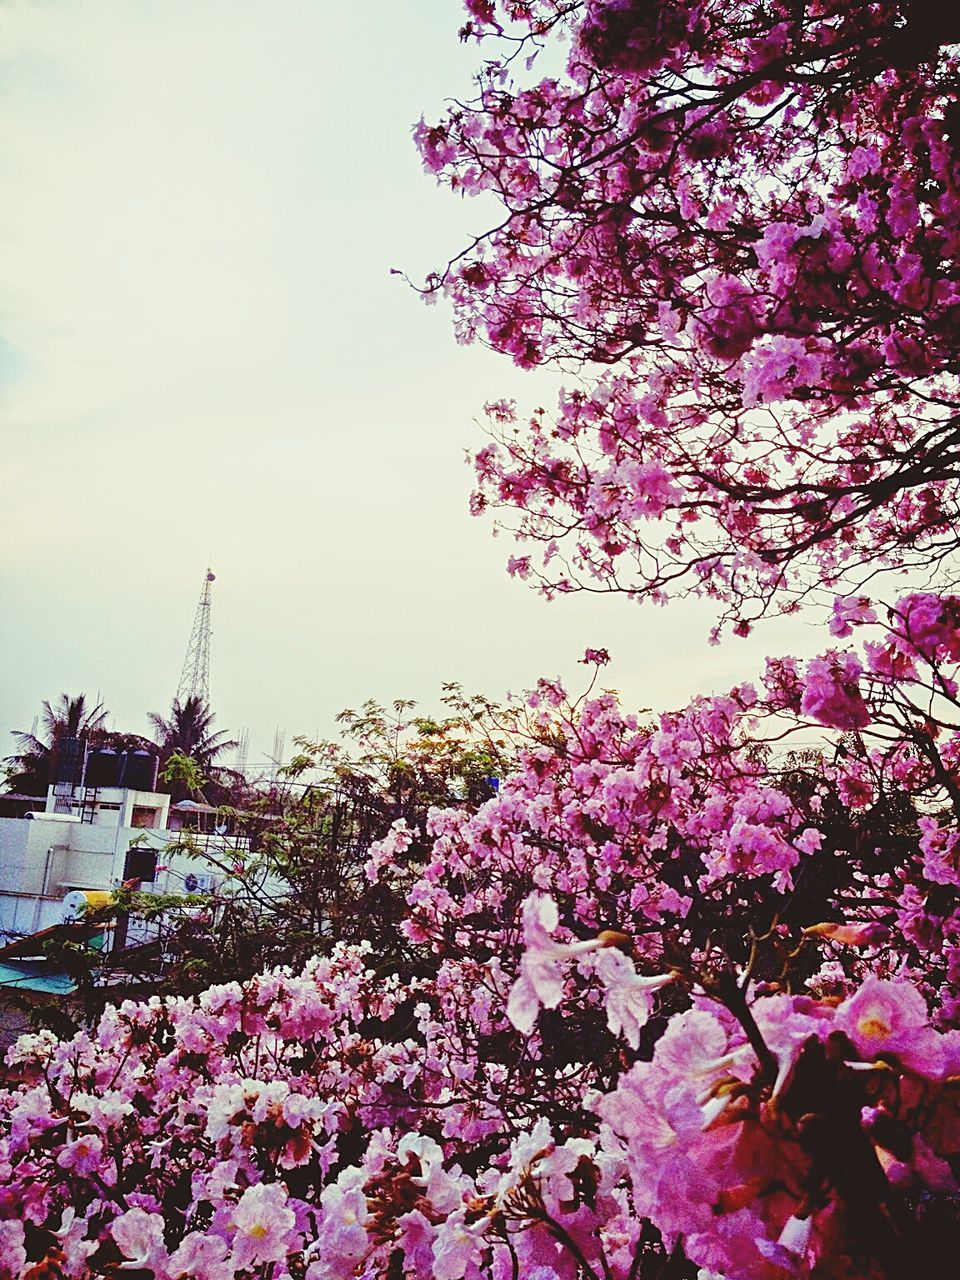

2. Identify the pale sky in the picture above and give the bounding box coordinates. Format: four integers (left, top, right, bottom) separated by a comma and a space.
0, 0, 825, 771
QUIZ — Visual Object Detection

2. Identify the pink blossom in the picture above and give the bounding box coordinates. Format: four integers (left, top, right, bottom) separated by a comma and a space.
56, 1133, 105, 1177
0, 1221, 26, 1279
167, 1232, 234, 1280
111, 1208, 168, 1269
835, 977, 945, 1076
230, 1181, 300, 1268
800, 652, 870, 729
311, 1171, 372, 1278
918, 816, 960, 887
589, 948, 674, 1049
432, 1209, 486, 1280
829, 594, 877, 638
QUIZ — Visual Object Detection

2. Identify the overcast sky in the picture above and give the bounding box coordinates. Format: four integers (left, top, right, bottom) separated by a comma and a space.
0, 0, 825, 771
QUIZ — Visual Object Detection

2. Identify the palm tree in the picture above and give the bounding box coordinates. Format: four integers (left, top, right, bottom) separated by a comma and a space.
148, 696, 237, 801
4, 694, 110, 796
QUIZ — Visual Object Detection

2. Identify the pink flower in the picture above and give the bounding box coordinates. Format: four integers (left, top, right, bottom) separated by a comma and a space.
111, 1208, 168, 1269
883, 593, 960, 668
829, 595, 877, 638
918, 817, 960, 887
835, 977, 945, 1076
800, 652, 870, 730
0, 1221, 26, 1280
396, 1209, 437, 1276
691, 276, 762, 363
589, 948, 674, 1049
56, 1133, 105, 1177
432, 1209, 485, 1280
230, 1181, 300, 1268
167, 1232, 233, 1280
312, 1171, 372, 1276
507, 555, 532, 579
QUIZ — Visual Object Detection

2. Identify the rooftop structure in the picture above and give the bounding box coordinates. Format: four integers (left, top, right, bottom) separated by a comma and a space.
176, 568, 215, 705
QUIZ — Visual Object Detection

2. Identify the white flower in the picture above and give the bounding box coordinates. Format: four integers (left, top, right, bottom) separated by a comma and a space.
506, 894, 604, 1034
590, 948, 674, 1049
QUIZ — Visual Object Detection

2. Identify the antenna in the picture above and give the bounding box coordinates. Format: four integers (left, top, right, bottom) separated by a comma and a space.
177, 568, 215, 705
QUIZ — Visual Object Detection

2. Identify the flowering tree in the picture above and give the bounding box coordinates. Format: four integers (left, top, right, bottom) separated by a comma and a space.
6, 602, 960, 1276
7, 6, 960, 1278
415, 0, 960, 631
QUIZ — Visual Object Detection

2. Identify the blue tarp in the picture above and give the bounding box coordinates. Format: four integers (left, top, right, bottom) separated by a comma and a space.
0, 961, 76, 995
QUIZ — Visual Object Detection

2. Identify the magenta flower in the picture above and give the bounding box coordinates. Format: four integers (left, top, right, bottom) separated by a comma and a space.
829, 595, 877, 638
800, 652, 871, 730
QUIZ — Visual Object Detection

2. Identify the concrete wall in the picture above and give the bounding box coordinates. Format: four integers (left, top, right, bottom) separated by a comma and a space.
43, 785, 170, 830
0, 820, 63, 895
0, 814, 250, 942
0, 894, 65, 937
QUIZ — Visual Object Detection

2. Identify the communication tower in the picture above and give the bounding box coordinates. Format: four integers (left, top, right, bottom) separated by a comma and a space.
177, 569, 215, 705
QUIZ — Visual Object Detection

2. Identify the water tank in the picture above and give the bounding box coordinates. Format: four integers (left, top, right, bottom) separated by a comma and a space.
121, 751, 159, 792
85, 748, 122, 788
62, 889, 114, 921
54, 736, 84, 786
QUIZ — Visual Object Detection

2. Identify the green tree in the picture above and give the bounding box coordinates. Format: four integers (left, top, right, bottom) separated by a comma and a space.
4, 693, 109, 796
113, 686, 529, 992
148, 696, 237, 801
159, 750, 208, 800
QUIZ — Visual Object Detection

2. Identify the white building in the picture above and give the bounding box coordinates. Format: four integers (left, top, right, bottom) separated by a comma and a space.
0, 778, 239, 942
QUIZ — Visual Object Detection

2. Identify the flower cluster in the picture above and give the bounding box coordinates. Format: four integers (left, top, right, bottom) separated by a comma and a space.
419, 0, 960, 630
3, 594, 960, 1274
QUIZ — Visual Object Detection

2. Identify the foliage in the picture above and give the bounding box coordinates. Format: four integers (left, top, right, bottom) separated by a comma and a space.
148, 696, 238, 802
3, 693, 109, 796
102, 687, 526, 995
159, 750, 207, 798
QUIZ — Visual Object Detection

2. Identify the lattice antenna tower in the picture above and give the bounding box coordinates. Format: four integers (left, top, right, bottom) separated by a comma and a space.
177, 568, 216, 706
